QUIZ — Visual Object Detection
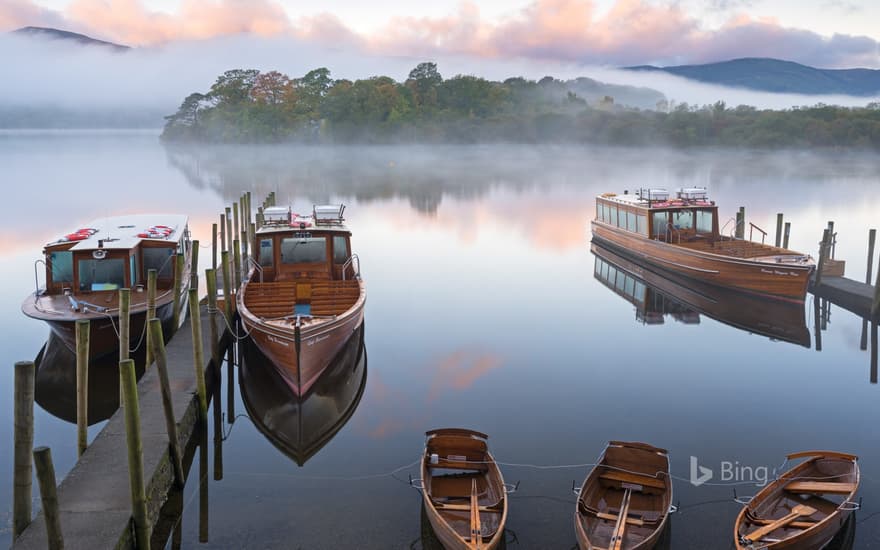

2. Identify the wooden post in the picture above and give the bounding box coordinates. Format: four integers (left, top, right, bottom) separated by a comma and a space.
873, 267, 880, 319
241, 229, 249, 270
775, 213, 783, 248
145, 269, 157, 369
188, 288, 208, 421
119, 288, 130, 406
75, 319, 89, 457
225, 207, 232, 256
147, 319, 186, 489
232, 202, 239, 255
219, 214, 226, 256
813, 297, 822, 352
233, 238, 242, 291
827, 221, 836, 259
815, 229, 831, 287
206, 269, 219, 365
256, 207, 264, 230
199, 426, 209, 543
120, 358, 150, 550
33, 447, 63, 550
221, 250, 233, 323
736, 207, 745, 239
190, 239, 199, 283
867, 229, 876, 285
212, 223, 218, 272
212, 350, 224, 482
171, 254, 184, 330
783, 222, 791, 249
871, 322, 877, 384
13, 360, 35, 538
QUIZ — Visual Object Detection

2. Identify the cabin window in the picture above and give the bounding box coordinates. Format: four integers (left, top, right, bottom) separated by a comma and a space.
609, 206, 618, 227
626, 211, 637, 232
50, 251, 73, 283
333, 236, 349, 264
281, 237, 327, 264
696, 210, 713, 233
672, 210, 694, 230
259, 239, 274, 267
130, 255, 138, 285
624, 276, 635, 297
637, 215, 647, 235
78, 258, 125, 291
652, 212, 669, 238
143, 247, 174, 278
602, 205, 611, 223
633, 281, 646, 302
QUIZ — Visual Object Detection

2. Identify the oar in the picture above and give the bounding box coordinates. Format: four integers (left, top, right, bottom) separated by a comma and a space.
744, 504, 817, 543
470, 479, 482, 550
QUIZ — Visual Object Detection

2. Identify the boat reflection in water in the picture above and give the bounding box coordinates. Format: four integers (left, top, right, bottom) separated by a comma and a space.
33, 332, 146, 425
591, 243, 811, 347
240, 325, 367, 466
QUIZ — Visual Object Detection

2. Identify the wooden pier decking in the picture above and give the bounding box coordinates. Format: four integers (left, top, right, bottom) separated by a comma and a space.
810, 276, 879, 321
12, 304, 228, 550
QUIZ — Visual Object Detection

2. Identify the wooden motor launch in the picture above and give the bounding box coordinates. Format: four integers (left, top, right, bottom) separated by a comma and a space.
590, 188, 815, 301
238, 204, 365, 396
734, 451, 860, 550
22, 214, 191, 359
574, 441, 672, 550
419, 429, 510, 550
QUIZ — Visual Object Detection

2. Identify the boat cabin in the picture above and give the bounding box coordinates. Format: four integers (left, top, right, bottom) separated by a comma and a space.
41, 215, 189, 296
253, 205, 357, 283
595, 187, 719, 243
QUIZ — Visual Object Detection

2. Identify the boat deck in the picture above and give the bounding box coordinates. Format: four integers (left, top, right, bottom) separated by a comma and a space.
674, 238, 803, 259
243, 280, 360, 319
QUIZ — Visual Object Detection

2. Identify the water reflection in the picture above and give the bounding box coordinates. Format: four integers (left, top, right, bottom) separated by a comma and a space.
591, 243, 811, 347
33, 332, 147, 424
240, 325, 367, 466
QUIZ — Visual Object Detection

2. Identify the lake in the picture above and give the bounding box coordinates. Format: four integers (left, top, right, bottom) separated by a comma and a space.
1, 131, 878, 548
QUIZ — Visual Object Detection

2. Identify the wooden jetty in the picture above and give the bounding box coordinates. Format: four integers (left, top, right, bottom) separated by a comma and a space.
809, 227, 879, 321
12, 304, 228, 550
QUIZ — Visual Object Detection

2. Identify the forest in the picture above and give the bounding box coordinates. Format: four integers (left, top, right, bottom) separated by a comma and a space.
161, 63, 880, 149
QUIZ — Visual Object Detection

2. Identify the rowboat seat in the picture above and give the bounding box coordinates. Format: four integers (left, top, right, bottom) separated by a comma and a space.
784, 481, 857, 495
599, 469, 666, 490
578, 500, 658, 526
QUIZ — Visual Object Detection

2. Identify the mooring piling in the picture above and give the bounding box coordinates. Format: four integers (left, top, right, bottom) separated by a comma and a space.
233, 238, 242, 290
75, 319, 89, 457
735, 206, 745, 239
172, 254, 184, 330
32, 447, 63, 550
148, 319, 186, 489
815, 228, 832, 287
206, 269, 219, 364
199, 426, 209, 544
827, 221, 837, 259
225, 207, 232, 255
783, 222, 791, 249
188, 288, 208, 420
775, 213, 783, 247
13, 360, 35, 539
221, 250, 233, 324
190, 239, 199, 282
813, 298, 823, 352
219, 214, 226, 257
226, 345, 235, 425
119, 358, 150, 550
232, 201, 240, 253
119, 288, 130, 405
871, 322, 878, 384
212, 223, 218, 272
146, 269, 157, 369
212, 354, 224, 482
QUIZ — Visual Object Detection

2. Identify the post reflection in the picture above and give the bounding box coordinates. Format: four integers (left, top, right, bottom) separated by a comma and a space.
239, 325, 367, 466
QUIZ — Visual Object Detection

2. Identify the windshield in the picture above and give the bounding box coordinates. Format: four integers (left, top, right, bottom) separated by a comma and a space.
78, 258, 125, 291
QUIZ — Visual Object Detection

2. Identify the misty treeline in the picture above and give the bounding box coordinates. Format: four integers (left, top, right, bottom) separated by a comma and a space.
162, 63, 880, 148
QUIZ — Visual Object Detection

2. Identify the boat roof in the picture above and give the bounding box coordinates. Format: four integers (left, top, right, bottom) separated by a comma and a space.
256, 205, 351, 235
598, 188, 716, 210
46, 214, 188, 250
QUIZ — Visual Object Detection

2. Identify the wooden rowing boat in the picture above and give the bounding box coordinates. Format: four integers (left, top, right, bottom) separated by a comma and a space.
734, 451, 860, 550
238, 205, 365, 396
575, 441, 672, 550
240, 324, 367, 466
591, 242, 811, 347
22, 214, 192, 359
420, 429, 508, 550
590, 188, 814, 301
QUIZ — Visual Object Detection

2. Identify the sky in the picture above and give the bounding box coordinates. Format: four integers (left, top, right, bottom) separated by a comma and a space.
2, 0, 879, 69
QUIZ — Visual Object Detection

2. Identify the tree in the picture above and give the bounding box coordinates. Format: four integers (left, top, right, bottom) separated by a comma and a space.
161, 92, 207, 140
251, 71, 293, 105
406, 62, 442, 110
208, 69, 260, 105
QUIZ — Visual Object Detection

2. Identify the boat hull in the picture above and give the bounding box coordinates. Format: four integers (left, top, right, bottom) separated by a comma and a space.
240, 284, 365, 396
591, 222, 813, 301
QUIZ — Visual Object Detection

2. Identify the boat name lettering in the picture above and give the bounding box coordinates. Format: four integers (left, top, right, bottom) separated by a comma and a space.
267, 335, 290, 347
306, 334, 330, 347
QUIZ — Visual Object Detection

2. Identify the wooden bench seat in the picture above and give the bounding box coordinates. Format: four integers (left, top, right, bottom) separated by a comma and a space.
784, 481, 857, 494
599, 470, 665, 489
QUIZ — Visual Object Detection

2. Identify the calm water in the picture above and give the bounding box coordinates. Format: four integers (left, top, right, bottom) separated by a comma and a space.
1, 132, 879, 549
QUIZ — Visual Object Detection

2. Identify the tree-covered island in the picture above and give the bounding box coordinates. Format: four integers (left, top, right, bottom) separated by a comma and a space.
162, 62, 880, 148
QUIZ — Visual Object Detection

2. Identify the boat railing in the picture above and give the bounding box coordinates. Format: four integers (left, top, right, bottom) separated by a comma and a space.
342, 254, 361, 281
245, 257, 264, 283
721, 217, 742, 238
749, 222, 767, 244
33, 259, 47, 297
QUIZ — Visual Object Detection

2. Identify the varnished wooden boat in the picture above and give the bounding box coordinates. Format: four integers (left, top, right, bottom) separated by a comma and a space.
240, 324, 367, 466
420, 429, 508, 550
591, 242, 811, 347
575, 441, 672, 550
238, 205, 365, 396
734, 451, 860, 550
22, 215, 191, 359
591, 189, 814, 301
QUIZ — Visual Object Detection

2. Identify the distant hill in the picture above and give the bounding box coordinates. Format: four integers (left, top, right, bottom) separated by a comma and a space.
626, 57, 880, 96
12, 26, 129, 51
